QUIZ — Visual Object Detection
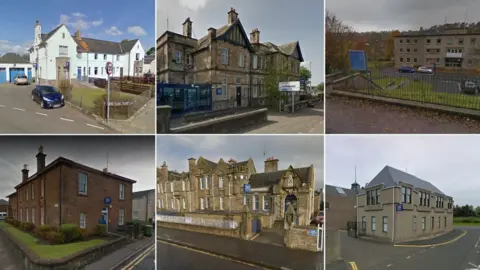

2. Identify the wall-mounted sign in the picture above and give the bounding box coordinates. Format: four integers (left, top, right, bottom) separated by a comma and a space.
216, 88, 222, 95
396, 204, 403, 211
104, 197, 112, 205
279, 81, 300, 92
243, 184, 251, 193
308, 229, 317, 236
65, 61, 70, 70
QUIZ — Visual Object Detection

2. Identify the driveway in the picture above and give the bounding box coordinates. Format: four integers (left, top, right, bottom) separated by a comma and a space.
0, 84, 114, 133
0, 231, 24, 270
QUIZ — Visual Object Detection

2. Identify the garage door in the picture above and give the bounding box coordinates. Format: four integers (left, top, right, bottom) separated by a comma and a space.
0, 68, 6, 83
9, 68, 25, 83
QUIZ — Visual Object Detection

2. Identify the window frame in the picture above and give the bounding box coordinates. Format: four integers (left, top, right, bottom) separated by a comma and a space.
80, 212, 87, 228
78, 172, 88, 195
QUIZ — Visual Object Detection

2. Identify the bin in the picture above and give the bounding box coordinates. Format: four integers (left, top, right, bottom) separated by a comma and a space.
144, 225, 152, 237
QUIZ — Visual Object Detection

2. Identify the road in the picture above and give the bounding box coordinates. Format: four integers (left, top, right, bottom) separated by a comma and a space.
129, 246, 155, 270
0, 84, 114, 133
0, 230, 24, 270
157, 240, 265, 270
340, 227, 480, 270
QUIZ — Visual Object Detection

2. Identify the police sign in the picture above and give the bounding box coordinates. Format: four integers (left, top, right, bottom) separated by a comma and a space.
106, 61, 113, 76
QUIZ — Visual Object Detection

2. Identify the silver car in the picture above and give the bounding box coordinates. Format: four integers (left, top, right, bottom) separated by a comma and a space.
462, 81, 478, 94
14, 75, 29, 85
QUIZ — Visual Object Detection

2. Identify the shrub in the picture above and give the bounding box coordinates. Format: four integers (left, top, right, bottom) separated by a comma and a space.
45, 231, 64, 244
79, 228, 89, 239
12, 220, 20, 227
35, 225, 57, 239
94, 224, 107, 237
60, 224, 82, 243
23, 222, 36, 232
4, 217, 13, 224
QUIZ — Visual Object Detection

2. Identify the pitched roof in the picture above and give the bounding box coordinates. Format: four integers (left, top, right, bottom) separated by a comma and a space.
73, 38, 139, 54
144, 55, 155, 64
263, 41, 304, 61
0, 53, 29, 64
325, 184, 357, 197
196, 19, 253, 52
0, 199, 8, 205
133, 189, 155, 199
249, 166, 312, 188
366, 165, 446, 195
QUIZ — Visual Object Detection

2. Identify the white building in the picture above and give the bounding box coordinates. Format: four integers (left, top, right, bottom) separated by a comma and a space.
143, 55, 155, 75
28, 20, 146, 82
0, 53, 34, 84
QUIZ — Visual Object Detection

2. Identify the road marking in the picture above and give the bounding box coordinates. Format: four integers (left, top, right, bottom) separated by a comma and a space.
121, 244, 155, 270
468, 262, 477, 268
394, 230, 467, 248
475, 236, 480, 248
36, 112, 48, 116
406, 256, 411, 259
387, 264, 393, 267
86, 123, 105, 130
348, 261, 358, 270
60, 117, 74, 122
158, 239, 274, 269
0, 105, 5, 108
13, 107, 25, 111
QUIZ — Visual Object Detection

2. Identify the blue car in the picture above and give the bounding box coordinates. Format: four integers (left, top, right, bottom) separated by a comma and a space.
398, 66, 416, 73
31, 85, 65, 109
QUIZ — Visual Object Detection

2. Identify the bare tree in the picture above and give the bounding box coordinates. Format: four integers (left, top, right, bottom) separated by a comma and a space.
325, 11, 355, 73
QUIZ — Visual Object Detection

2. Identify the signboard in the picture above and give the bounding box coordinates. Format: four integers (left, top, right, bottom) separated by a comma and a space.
348, 50, 368, 71
106, 61, 113, 75
65, 61, 70, 70
279, 81, 300, 92
308, 229, 317, 236
33, 63, 37, 69
104, 197, 112, 205
243, 184, 251, 193
299, 78, 306, 84
396, 204, 403, 211
216, 88, 222, 95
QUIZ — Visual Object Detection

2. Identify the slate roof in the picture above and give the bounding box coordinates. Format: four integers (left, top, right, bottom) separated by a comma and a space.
325, 185, 357, 197
144, 55, 155, 64
133, 189, 155, 199
366, 165, 446, 195
0, 53, 29, 64
249, 166, 312, 188
0, 199, 8, 205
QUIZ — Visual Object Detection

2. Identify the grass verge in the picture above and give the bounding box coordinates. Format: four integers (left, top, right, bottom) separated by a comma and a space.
71, 87, 135, 110
453, 217, 480, 226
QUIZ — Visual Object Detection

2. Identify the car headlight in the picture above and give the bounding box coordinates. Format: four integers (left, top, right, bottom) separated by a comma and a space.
61, 95, 64, 100
42, 97, 52, 102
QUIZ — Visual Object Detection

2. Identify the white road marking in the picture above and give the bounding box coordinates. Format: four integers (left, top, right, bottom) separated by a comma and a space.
60, 117, 74, 122
86, 123, 104, 130
13, 107, 25, 111
0, 105, 5, 108
36, 112, 47, 116
468, 262, 478, 268
406, 256, 411, 259
475, 236, 480, 248
387, 264, 393, 267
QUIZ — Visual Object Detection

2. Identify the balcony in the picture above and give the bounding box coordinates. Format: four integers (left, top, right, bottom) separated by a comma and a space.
446, 52, 463, 58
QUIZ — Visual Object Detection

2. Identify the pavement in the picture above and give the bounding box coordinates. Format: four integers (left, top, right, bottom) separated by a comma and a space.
0, 84, 114, 133
334, 227, 480, 270
0, 227, 24, 270
106, 99, 155, 134
158, 226, 323, 270
326, 95, 480, 134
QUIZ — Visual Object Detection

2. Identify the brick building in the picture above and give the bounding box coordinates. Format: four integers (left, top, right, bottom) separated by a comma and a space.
0, 199, 8, 213
157, 7, 304, 108
7, 146, 136, 234
324, 184, 358, 230
157, 156, 316, 226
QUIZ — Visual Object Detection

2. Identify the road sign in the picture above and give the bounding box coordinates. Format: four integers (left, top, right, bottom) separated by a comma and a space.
299, 78, 306, 84
308, 229, 317, 236
243, 184, 251, 193
33, 63, 37, 69
106, 61, 113, 76
279, 81, 300, 92
348, 50, 368, 71
396, 204, 403, 211
104, 197, 112, 205
65, 61, 70, 70
216, 88, 222, 95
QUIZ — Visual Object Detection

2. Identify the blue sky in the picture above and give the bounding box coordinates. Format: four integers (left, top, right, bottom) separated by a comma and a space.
0, 0, 155, 56
157, 135, 324, 189
157, 0, 324, 84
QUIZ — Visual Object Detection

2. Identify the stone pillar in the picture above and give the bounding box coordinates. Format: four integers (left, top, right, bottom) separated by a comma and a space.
157, 105, 172, 133
325, 229, 342, 264
240, 205, 252, 240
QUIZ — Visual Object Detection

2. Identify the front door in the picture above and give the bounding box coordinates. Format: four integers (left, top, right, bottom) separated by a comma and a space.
77, 67, 82, 80
236, 86, 242, 107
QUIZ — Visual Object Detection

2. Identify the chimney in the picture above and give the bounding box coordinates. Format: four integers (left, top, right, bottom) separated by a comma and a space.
36, 145, 46, 172
103, 168, 108, 173
228, 158, 237, 165
264, 157, 279, 173
208, 27, 217, 40
22, 164, 29, 183
182, 17, 193, 38
74, 29, 82, 40
250, 28, 260, 44
227, 7, 238, 24
34, 20, 42, 46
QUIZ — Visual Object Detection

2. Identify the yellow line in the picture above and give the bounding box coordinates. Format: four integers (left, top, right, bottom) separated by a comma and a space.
394, 230, 467, 248
348, 261, 358, 270
121, 244, 155, 270
157, 239, 273, 269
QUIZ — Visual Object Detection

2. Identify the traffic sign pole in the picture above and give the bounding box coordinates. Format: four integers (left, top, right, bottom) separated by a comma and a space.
105, 62, 113, 123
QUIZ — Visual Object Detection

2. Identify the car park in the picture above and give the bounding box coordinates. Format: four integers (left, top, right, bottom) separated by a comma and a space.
31, 85, 65, 109
398, 66, 416, 73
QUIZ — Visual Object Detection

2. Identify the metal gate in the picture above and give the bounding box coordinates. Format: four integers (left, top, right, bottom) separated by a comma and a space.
0, 68, 6, 83
347, 221, 366, 238
251, 218, 261, 234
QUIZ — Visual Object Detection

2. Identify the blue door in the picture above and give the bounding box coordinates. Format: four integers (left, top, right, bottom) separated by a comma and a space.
251, 218, 261, 234
27, 68, 32, 81
9, 68, 25, 83
0, 68, 6, 83
77, 67, 81, 80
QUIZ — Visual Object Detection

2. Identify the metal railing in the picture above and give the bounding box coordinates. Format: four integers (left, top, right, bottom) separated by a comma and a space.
156, 214, 239, 229
317, 224, 324, 252
333, 70, 480, 110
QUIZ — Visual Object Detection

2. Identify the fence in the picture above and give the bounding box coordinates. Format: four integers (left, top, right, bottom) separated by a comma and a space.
111, 75, 155, 85
317, 224, 324, 252
157, 214, 239, 229
333, 70, 480, 111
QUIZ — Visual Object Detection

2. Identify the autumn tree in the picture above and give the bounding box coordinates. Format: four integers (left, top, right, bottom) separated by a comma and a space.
325, 11, 355, 73
385, 30, 400, 60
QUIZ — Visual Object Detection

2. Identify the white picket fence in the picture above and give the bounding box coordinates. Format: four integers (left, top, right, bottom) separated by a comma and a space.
157, 214, 239, 229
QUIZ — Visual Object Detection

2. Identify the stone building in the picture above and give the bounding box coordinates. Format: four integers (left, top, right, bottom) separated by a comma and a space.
356, 165, 453, 243
157, 156, 316, 226
133, 189, 155, 223
156, 7, 304, 108
324, 184, 358, 230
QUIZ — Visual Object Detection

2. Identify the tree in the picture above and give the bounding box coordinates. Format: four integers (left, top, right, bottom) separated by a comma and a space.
300, 66, 312, 81
385, 30, 400, 60
146, 47, 155, 55
325, 11, 355, 73
121, 39, 129, 43
264, 56, 288, 108
317, 83, 324, 92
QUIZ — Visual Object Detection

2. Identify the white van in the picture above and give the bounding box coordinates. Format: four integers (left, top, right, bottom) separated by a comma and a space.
0, 212, 7, 220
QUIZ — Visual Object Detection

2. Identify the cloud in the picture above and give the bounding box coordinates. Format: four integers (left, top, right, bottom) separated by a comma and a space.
105, 26, 123, 36
59, 14, 103, 30
178, 0, 209, 11
127, 26, 147, 37
0, 40, 30, 55
72, 12, 85, 18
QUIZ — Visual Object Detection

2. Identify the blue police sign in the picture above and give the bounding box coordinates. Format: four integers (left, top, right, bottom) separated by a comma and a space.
348, 50, 368, 71
396, 204, 403, 211
65, 61, 70, 70
243, 184, 251, 193
104, 197, 112, 205
308, 229, 317, 236
216, 88, 222, 95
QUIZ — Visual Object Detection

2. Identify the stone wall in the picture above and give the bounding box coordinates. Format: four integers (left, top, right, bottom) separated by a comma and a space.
325, 229, 342, 264
284, 225, 320, 252
157, 106, 171, 133
158, 221, 241, 238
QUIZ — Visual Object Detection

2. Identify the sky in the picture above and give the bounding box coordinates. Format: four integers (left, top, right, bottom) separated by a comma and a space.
327, 0, 480, 32
0, 0, 155, 56
0, 136, 155, 199
326, 135, 480, 207
157, 0, 324, 84
157, 135, 324, 190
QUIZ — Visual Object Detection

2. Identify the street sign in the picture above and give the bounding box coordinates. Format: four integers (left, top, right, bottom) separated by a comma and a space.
308, 229, 317, 236
348, 50, 368, 71
396, 204, 403, 211
279, 81, 301, 92
216, 88, 222, 95
65, 61, 70, 70
106, 61, 113, 76
33, 63, 37, 69
104, 197, 112, 205
243, 184, 251, 193
299, 78, 306, 84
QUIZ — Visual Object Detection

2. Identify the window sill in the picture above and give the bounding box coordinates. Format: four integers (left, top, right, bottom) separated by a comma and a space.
78, 193, 88, 197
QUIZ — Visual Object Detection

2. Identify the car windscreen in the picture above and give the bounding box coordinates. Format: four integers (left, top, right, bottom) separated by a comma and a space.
18, 75, 27, 79
38, 86, 58, 95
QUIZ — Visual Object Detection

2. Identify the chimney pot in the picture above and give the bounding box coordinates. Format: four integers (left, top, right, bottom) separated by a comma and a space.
182, 17, 193, 38
22, 164, 29, 183
36, 145, 46, 172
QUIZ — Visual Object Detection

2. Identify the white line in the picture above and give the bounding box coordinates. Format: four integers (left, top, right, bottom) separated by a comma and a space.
406, 256, 411, 259
13, 107, 25, 111
476, 236, 480, 248
468, 262, 477, 268
36, 112, 48, 116
86, 123, 104, 130
387, 264, 393, 267
60, 117, 74, 122
0, 105, 5, 108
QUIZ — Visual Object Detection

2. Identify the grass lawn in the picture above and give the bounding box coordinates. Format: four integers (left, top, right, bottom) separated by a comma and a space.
454, 217, 480, 226
367, 60, 394, 70
71, 88, 135, 110
372, 77, 404, 88
0, 222, 106, 260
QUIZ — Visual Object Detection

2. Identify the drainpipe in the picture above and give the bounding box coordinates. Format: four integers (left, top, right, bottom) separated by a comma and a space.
59, 165, 63, 227
45, 43, 48, 84
392, 187, 395, 243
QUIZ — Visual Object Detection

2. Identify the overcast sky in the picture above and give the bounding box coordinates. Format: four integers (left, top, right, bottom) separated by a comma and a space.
0, 136, 155, 199
327, 0, 480, 32
326, 135, 480, 207
157, 135, 324, 189
157, 0, 324, 84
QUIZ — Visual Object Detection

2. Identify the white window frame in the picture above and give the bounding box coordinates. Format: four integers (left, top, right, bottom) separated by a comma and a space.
170, 182, 174, 192
40, 207, 44, 225
205, 176, 209, 190
239, 54, 245, 67
41, 179, 44, 197
219, 197, 224, 210
361, 216, 366, 230
118, 209, 124, 226
200, 198, 205, 210
32, 208, 35, 224
80, 212, 86, 228
422, 217, 426, 230
182, 181, 185, 191
253, 55, 258, 69
78, 172, 88, 195
31, 184, 35, 200
206, 197, 210, 209
221, 48, 229, 64
119, 183, 125, 200
219, 177, 224, 188
199, 177, 204, 190
240, 175, 244, 180
413, 216, 417, 231
182, 198, 186, 209
170, 199, 174, 210
383, 216, 388, 232
243, 195, 247, 205
371, 216, 376, 232
26, 208, 29, 222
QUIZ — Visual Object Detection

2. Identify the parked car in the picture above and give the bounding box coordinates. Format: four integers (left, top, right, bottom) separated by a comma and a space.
310, 211, 324, 226
462, 80, 479, 94
417, 66, 434, 74
0, 212, 7, 220
14, 75, 29, 85
31, 85, 65, 109
398, 66, 416, 73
